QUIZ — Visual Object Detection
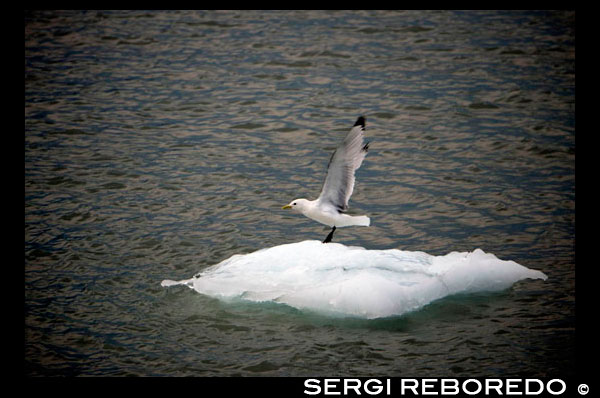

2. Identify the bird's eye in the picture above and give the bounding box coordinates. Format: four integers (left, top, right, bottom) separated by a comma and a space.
293, 202, 297, 205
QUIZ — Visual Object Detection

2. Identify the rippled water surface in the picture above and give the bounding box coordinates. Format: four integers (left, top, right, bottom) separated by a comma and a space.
25, 10, 574, 377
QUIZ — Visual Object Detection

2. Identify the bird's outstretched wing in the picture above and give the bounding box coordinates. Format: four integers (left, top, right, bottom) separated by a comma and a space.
317, 116, 369, 213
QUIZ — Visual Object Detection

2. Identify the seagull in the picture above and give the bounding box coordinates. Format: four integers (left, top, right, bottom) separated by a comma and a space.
282, 116, 371, 243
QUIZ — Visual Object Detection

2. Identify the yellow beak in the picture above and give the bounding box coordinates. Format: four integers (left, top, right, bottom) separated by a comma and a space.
282, 205, 292, 210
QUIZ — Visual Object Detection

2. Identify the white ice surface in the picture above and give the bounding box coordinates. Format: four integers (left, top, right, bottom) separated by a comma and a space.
161, 240, 547, 319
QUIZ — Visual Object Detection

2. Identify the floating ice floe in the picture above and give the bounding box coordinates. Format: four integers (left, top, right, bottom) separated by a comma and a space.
161, 240, 547, 319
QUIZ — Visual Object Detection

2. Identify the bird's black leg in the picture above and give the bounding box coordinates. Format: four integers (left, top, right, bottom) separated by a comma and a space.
323, 226, 336, 243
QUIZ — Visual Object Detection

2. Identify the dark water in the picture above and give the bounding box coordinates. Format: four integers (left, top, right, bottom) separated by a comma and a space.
25, 10, 574, 377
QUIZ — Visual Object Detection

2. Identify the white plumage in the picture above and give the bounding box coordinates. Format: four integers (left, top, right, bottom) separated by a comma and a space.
283, 116, 370, 241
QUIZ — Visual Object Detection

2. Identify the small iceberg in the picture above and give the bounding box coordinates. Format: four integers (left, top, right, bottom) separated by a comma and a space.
162, 240, 547, 319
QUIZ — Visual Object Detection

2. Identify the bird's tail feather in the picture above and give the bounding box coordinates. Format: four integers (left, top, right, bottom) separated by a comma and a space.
354, 215, 370, 226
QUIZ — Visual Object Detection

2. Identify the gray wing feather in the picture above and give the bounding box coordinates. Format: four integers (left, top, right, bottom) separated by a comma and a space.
317, 120, 368, 212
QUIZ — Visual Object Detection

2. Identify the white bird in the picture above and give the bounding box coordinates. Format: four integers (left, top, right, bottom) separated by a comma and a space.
282, 116, 371, 243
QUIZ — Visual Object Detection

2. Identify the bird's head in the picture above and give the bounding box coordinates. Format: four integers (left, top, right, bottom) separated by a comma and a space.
282, 198, 310, 213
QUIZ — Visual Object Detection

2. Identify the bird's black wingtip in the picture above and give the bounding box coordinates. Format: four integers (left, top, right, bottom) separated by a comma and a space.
354, 116, 366, 128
